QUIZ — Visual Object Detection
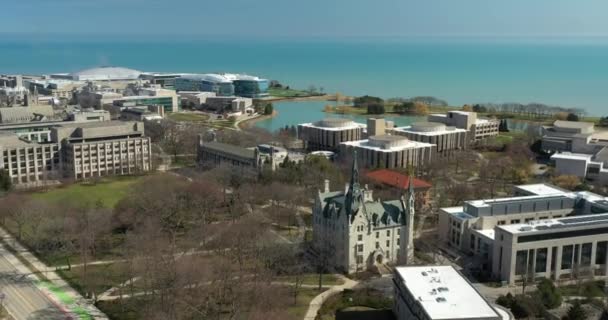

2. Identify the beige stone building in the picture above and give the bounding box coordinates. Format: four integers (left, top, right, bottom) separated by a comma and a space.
390, 121, 468, 155
53, 121, 151, 179
428, 111, 499, 141
312, 154, 415, 273
0, 133, 62, 186
0, 121, 152, 187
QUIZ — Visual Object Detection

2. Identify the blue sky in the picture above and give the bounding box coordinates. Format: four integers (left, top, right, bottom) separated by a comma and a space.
2, 0, 607, 37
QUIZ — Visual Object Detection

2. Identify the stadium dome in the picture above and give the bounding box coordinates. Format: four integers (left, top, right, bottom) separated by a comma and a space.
70, 66, 142, 81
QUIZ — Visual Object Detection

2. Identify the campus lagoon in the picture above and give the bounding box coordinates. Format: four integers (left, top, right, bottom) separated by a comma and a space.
254, 100, 424, 132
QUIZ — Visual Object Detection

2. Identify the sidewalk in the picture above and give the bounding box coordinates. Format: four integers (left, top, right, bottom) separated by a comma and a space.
303, 274, 358, 320
0, 227, 108, 320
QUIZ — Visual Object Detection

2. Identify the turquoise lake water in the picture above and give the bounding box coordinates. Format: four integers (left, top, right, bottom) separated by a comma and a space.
254, 101, 424, 132
1, 36, 607, 116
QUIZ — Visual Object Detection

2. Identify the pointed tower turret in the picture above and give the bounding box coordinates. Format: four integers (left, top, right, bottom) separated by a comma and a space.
404, 170, 416, 264
345, 150, 362, 219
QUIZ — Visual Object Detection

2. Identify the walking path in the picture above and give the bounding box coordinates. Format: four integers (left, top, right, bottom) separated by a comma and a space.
303, 274, 358, 320
0, 227, 108, 319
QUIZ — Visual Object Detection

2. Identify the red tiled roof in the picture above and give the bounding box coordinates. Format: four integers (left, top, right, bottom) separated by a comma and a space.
366, 169, 432, 190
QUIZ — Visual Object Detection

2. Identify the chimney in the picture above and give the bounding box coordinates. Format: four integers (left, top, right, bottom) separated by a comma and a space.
324, 179, 330, 193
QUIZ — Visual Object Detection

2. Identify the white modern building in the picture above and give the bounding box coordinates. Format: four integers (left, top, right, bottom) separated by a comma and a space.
312, 154, 415, 273
439, 183, 608, 284
492, 214, 608, 285
544, 120, 608, 182
339, 135, 435, 170
391, 121, 468, 155
393, 266, 511, 320
428, 111, 499, 141
55, 66, 143, 81
298, 118, 366, 152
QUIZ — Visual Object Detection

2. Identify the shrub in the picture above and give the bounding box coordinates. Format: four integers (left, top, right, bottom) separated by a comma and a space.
563, 300, 586, 320
537, 278, 562, 309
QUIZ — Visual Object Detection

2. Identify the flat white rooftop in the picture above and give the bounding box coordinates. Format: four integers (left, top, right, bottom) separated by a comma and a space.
396, 266, 500, 320
515, 183, 568, 196
341, 138, 434, 152
298, 121, 366, 131
551, 152, 594, 161
392, 125, 467, 136
498, 212, 608, 235
466, 194, 571, 208
473, 229, 495, 241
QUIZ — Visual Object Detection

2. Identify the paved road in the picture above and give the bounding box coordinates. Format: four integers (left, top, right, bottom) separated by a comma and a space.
0, 245, 66, 320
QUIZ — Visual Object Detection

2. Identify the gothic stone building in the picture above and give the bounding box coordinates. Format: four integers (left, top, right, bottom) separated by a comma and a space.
312, 154, 415, 273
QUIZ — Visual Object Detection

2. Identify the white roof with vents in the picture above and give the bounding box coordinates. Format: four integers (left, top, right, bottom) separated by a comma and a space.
395, 266, 500, 320
70, 66, 142, 81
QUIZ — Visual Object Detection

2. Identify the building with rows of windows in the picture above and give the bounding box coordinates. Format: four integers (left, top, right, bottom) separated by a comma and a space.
439, 183, 608, 284
0, 121, 151, 187
312, 152, 415, 273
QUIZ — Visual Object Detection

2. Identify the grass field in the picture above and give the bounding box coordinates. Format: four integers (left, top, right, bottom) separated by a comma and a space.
286, 287, 321, 319
167, 112, 209, 122
31, 175, 145, 208
277, 273, 344, 286
268, 87, 315, 98
58, 262, 132, 296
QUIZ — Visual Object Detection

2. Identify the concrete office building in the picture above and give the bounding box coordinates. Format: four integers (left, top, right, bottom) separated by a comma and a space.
54, 121, 151, 180
312, 154, 415, 273
391, 122, 468, 155
551, 151, 608, 184
120, 106, 164, 122
340, 135, 434, 170
111, 94, 178, 114
438, 183, 608, 284
68, 110, 111, 123
197, 137, 260, 174
179, 91, 217, 109
77, 89, 124, 109
393, 266, 510, 320
0, 121, 152, 187
543, 120, 608, 182
204, 96, 253, 114
428, 111, 499, 141
0, 133, 62, 186
298, 118, 366, 152
0, 105, 57, 124
542, 120, 599, 153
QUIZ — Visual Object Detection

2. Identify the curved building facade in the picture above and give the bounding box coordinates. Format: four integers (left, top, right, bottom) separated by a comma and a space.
391, 121, 468, 155
298, 118, 366, 152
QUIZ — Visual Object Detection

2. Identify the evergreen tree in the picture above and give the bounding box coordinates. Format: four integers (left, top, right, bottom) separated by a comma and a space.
566, 113, 579, 121
264, 103, 274, 115
0, 169, 11, 192
537, 278, 562, 309
563, 301, 586, 320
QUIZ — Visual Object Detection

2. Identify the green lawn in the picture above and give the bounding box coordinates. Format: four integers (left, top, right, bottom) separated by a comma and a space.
31, 176, 145, 208
167, 112, 209, 122
286, 288, 320, 319
58, 262, 132, 297
316, 288, 392, 320
277, 273, 344, 286
268, 87, 315, 98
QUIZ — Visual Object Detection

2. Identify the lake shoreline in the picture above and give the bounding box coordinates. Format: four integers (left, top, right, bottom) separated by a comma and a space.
238, 110, 279, 130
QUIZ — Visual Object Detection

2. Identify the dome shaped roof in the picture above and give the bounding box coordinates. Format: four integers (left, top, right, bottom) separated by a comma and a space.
70, 66, 142, 81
